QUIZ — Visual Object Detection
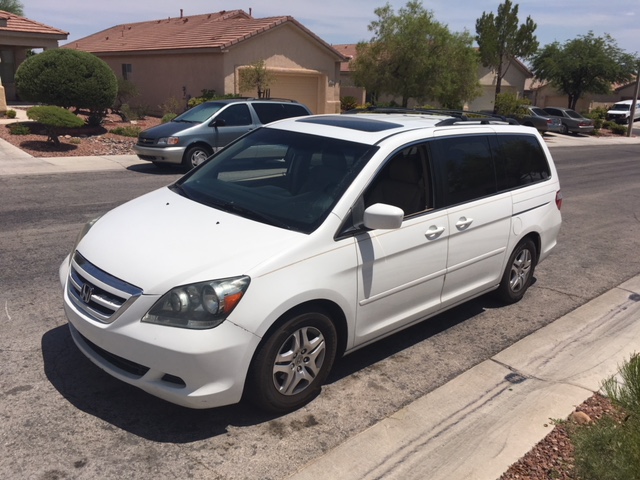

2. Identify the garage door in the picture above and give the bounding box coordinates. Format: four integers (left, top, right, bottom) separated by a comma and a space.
268, 74, 319, 113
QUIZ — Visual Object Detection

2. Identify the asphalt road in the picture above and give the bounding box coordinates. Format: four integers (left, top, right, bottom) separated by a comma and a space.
1, 145, 640, 480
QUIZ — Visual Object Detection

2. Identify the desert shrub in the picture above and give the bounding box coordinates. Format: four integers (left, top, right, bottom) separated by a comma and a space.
609, 122, 628, 135
26, 105, 85, 145
121, 103, 149, 121
9, 123, 30, 135
6, 109, 16, 119
341, 96, 359, 112
15, 49, 117, 112
187, 90, 240, 108
112, 79, 140, 122
162, 113, 177, 123
159, 97, 183, 116
110, 126, 142, 137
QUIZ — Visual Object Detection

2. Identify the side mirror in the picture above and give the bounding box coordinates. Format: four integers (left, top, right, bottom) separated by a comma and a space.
363, 203, 404, 230
211, 118, 226, 128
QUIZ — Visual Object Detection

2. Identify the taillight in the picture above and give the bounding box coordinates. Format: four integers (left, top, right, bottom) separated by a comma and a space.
556, 190, 563, 210
546, 118, 552, 125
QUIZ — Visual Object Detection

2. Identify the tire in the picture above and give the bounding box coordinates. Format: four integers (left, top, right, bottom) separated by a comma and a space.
560, 123, 569, 135
247, 310, 338, 413
496, 239, 537, 304
182, 145, 211, 171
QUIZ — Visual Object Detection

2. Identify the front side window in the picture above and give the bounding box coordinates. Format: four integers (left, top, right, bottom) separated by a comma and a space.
174, 102, 224, 124
172, 128, 377, 233
217, 104, 252, 126
364, 145, 431, 217
430, 135, 495, 207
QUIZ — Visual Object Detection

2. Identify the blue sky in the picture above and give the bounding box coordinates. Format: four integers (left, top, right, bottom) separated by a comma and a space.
23, 0, 639, 56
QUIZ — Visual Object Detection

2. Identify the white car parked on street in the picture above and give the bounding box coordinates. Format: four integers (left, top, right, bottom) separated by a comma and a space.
60, 110, 562, 413
607, 99, 640, 124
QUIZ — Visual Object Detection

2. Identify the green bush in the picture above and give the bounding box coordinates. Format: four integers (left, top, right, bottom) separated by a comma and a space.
162, 113, 177, 123
6, 109, 16, 119
9, 123, 30, 135
110, 126, 142, 137
494, 92, 531, 117
609, 122, 628, 135
15, 49, 117, 112
121, 103, 149, 121
187, 90, 240, 108
26, 105, 85, 145
341, 96, 359, 111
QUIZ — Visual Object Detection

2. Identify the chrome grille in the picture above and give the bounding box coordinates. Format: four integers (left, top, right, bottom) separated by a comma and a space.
67, 252, 142, 323
137, 137, 155, 146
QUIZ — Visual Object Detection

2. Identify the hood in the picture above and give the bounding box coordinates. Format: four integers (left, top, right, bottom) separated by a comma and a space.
139, 120, 201, 139
76, 187, 304, 294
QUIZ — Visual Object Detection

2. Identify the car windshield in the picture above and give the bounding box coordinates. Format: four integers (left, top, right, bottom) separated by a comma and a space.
611, 103, 631, 111
172, 128, 378, 233
173, 102, 225, 123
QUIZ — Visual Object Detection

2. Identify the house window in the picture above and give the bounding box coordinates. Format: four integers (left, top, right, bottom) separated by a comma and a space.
122, 64, 132, 80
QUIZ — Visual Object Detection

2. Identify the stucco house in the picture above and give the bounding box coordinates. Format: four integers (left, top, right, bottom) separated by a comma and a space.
0, 10, 68, 103
63, 10, 345, 115
333, 43, 533, 111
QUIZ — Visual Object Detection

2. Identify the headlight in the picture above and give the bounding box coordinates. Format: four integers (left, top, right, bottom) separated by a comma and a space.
142, 276, 250, 329
157, 136, 180, 146
71, 216, 101, 257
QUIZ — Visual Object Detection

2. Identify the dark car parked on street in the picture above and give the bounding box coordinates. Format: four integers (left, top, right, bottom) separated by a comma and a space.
543, 107, 594, 135
510, 106, 562, 134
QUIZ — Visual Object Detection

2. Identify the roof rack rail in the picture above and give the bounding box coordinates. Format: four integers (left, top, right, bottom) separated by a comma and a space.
343, 106, 519, 125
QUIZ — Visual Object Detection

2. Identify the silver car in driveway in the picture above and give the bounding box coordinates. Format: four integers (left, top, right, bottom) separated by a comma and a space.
543, 107, 594, 135
134, 99, 312, 170
511, 106, 562, 134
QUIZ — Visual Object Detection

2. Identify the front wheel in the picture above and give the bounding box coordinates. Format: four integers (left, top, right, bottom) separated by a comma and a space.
496, 239, 537, 304
182, 145, 211, 171
247, 310, 338, 413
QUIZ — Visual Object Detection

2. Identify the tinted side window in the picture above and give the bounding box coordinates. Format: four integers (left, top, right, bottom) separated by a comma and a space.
495, 134, 551, 191
217, 104, 252, 126
431, 136, 495, 207
283, 104, 310, 118
252, 103, 285, 124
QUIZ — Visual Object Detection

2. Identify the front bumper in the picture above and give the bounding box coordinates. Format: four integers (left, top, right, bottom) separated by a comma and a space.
60, 258, 261, 409
133, 144, 186, 165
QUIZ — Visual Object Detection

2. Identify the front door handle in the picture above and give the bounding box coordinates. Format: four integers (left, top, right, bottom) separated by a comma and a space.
425, 225, 445, 240
455, 217, 473, 230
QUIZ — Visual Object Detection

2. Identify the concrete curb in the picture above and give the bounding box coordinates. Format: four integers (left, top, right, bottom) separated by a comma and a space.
287, 275, 640, 480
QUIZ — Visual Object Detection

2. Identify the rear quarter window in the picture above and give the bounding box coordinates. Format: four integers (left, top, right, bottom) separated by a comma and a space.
495, 134, 551, 191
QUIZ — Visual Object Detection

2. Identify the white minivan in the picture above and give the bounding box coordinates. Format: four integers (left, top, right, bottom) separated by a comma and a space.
607, 99, 640, 124
60, 110, 562, 413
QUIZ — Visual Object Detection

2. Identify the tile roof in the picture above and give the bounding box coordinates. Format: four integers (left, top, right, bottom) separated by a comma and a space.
0, 9, 68, 37
333, 44, 358, 72
64, 9, 345, 59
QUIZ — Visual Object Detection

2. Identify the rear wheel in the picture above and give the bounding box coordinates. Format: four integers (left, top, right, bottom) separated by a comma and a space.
560, 123, 569, 135
247, 310, 337, 413
182, 145, 211, 171
496, 239, 536, 304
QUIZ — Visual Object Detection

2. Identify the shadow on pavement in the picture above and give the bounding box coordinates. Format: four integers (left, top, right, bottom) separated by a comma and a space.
41, 325, 279, 443
126, 163, 184, 176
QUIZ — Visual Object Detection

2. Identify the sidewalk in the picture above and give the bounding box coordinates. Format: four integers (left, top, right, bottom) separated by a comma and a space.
287, 275, 640, 480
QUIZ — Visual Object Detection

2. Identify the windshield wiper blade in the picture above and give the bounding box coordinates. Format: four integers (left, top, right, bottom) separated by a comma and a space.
210, 200, 291, 229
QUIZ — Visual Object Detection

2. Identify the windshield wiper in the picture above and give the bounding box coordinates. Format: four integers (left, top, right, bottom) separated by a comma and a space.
207, 199, 291, 229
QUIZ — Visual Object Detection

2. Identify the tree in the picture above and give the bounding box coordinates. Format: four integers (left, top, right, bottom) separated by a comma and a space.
351, 1, 480, 108
238, 60, 273, 98
476, 0, 538, 110
0, 0, 24, 15
26, 106, 85, 146
531, 32, 637, 110
15, 49, 117, 116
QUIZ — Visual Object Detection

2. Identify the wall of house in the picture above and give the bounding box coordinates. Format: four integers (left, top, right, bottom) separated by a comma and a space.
222, 23, 342, 114
468, 64, 528, 111
99, 51, 225, 115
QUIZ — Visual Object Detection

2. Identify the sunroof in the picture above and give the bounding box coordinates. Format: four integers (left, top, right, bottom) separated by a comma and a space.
296, 115, 403, 132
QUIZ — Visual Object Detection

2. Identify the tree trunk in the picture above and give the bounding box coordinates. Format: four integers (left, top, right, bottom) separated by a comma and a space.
493, 60, 504, 114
